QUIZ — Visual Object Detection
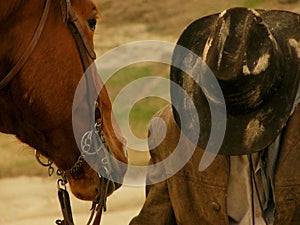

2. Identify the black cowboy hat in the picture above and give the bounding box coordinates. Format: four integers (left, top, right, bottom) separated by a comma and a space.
171, 8, 300, 155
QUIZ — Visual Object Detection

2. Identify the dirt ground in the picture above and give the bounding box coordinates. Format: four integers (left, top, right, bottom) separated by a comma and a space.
0, 177, 145, 225
1, 0, 300, 225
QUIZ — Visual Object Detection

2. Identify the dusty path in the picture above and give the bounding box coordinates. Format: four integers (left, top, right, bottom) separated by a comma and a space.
0, 177, 145, 225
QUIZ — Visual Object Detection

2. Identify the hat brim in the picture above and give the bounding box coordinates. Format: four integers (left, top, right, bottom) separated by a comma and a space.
171, 8, 300, 155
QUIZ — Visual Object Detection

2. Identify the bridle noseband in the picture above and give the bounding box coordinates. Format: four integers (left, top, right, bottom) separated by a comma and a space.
2, 0, 116, 224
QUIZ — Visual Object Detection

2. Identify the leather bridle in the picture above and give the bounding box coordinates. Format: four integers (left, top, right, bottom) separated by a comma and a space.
1, 0, 114, 224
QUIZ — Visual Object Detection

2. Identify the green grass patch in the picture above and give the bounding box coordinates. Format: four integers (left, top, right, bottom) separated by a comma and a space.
105, 63, 170, 138
105, 63, 170, 166
130, 97, 169, 139
243, 0, 262, 8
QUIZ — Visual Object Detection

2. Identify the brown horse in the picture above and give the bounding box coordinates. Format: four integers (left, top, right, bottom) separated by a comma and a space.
0, 0, 127, 202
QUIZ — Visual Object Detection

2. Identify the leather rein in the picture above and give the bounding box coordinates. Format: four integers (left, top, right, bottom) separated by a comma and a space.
1, 0, 113, 224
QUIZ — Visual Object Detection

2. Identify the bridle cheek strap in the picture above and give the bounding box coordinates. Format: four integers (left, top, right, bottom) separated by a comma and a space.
60, 0, 96, 63
59, 2, 109, 225
60, 0, 71, 24
68, 10, 96, 61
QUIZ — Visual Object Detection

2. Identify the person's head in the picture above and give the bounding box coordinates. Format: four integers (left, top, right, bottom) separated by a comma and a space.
171, 8, 300, 155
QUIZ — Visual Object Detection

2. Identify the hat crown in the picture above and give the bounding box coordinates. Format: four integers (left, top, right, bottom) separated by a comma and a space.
204, 8, 283, 114
170, 8, 300, 155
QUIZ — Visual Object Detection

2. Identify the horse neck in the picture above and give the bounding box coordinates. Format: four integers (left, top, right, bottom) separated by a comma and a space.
0, 1, 24, 22
0, 0, 41, 134
0, 0, 60, 143
0, 92, 18, 134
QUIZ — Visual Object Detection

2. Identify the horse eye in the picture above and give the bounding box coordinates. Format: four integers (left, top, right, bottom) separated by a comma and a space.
88, 19, 97, 31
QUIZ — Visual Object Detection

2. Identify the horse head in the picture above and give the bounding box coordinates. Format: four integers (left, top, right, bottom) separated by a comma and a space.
0, 0, 128, 201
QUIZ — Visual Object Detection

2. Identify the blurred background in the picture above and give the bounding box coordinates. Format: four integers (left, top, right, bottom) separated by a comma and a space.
0, 0, 299, 224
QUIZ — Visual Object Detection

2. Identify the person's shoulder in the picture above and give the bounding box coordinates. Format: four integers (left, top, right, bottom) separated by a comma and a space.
148, 104, 180, 151
153, 104, 172, 118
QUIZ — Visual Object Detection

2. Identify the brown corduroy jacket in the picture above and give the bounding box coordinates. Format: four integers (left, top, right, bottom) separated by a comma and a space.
130, 104, 300, 225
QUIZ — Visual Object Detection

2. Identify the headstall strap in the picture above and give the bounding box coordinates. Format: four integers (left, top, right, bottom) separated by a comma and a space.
60, 0, 71, 24
67, 3, 96, 61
